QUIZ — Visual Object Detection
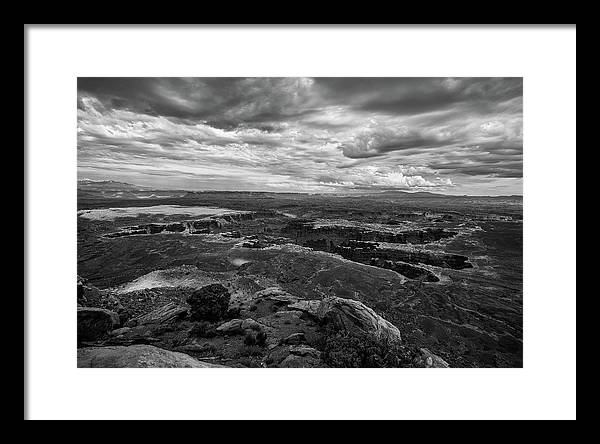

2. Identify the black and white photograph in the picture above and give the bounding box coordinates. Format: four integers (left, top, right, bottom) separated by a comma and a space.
25, 25, 576, 420
76, 77, 523, 369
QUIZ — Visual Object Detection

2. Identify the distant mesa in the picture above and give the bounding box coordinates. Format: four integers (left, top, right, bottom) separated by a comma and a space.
101, 212, 254, 238
78, 205, 250, 222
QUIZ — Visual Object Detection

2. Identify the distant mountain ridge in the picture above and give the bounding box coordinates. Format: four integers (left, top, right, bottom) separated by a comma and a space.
77, 180, 522, 199
78, 179, 151, 190
366, 190, 523, 199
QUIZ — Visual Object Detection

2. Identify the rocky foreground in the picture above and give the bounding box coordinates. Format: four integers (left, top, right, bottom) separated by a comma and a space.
77, 275, 449, 368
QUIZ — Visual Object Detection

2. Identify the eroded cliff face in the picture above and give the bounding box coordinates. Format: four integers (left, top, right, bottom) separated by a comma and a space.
281, 220, 471, 281
104, 212, 254, 238
367, 258, 440, 282
335, 244, 473, 270
282, 219, 457, 244
102, 213, 472, 283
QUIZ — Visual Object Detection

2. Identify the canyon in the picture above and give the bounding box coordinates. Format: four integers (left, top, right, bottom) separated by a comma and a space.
77, 185, 523, 368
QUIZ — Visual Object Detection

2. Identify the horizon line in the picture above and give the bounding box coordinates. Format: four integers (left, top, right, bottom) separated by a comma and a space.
77, 179, 523, 198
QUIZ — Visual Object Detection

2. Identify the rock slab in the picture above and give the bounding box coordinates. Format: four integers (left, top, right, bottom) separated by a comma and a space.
317, 297, 402, 343
129, 302, 188, 326
414, 348, 450, 368
77, 344, 224, 368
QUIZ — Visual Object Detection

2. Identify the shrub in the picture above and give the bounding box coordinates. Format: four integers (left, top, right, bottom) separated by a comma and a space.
189, 321, 217, 338
321, 331, 415, 368
236, 344, 265, 358
237, 357, 263, 367
243, 329, 267, 347
226, 306, 241, 319
256, 330, 267, 346
187, 284, 231, 321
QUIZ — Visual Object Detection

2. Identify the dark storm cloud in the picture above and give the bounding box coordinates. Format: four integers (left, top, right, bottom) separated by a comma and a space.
77, 77, 523, 195
78, 77, 318, 124
341, 129, 460, 159
79, 77, 522, 122
327, 78, 522, 160
430, 161, 523, 178
313, 77, 522, 115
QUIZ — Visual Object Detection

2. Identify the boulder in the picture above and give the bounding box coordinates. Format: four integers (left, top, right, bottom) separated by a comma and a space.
241, 318, 263, 332
288, 300, 321, 317
109, 327, 132, 337
77, 307, 120, 342
253, 287, 299, 304
278, 346, 322, 367
265, 345, 292, 366
245, 288, 302, 319
289, 345, 321, 359
265, 344, 323, 368
130, 302, 188, 325
216, 319, 244, 335
102, 325, 160, 346
77, 344, 224, 368
281, 332, 306, 345
317, 297, 402, 343
414, 348, 450, 368
217, 318, 265, 336
279, 354, 321, 368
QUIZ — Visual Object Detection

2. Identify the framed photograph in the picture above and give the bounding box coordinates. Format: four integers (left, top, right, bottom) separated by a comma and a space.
25, 25, 576, 420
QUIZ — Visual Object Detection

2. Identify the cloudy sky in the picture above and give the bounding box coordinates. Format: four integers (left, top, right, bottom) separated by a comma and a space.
77, 77, 522, 195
